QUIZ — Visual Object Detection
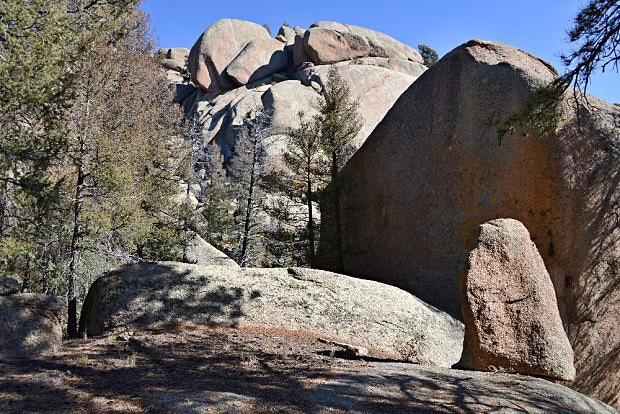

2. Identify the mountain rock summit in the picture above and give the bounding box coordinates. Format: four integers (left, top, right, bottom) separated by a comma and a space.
160, 19, 427, 164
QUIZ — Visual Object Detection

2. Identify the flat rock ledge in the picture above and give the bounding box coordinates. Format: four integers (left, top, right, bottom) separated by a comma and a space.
78, 262, 464, 368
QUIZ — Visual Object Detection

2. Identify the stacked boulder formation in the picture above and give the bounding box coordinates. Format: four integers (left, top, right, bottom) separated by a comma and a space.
161, 19, 426, 161
158, 20, 619, 408
0, 276, 66, 358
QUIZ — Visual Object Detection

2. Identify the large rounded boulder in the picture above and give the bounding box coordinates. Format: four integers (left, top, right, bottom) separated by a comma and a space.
78, 262, 464, 368
303, 21, 423, 65
188, 19, 271, 92
322, 39, 620, 407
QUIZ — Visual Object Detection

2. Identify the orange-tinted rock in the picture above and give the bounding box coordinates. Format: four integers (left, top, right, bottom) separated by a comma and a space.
322, 39, 620, 407
188, 19, 269, 92
458, 219, 575, 381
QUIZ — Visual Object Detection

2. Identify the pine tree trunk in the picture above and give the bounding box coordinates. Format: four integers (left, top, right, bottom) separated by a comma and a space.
68, 73, 91, 337
240, 139, 258, 267
332, 152, 344, 273
67, 154, 84, 337
306, 165, 315, 266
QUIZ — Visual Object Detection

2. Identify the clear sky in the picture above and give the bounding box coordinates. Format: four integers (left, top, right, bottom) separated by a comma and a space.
142, 0, 619, 103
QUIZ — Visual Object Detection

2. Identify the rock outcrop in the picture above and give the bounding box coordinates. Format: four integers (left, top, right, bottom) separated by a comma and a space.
163, 19, 426, 166
458, 219, 575, 381
188, 19, 271, 92
0, 275, 20, 296
303, 21, 423, 65
322, 39, 620, 407
0, 294, 66, 358
184, 235, 240, 268
78, 262, 464, 368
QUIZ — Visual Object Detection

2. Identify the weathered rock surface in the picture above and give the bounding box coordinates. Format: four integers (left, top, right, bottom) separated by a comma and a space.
276, 24, 296, 45
458, 219, 575, 381
78, 262, 464, 367
184, 235, 239, 268
323, 39, 620, 407
0, 275, 20, 295
225, 38, 287, 86
0, 294, 66, 358
300, 63, 418, 149
303, 21, 423, 65
188, 19, 270, 92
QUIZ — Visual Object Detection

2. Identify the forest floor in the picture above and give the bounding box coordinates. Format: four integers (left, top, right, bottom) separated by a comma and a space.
0, 325, 613, 413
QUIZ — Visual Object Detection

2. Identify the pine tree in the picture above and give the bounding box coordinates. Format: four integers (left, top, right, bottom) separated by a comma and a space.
317, 67, 361, 272
229, 109, 273, 266
280, 111, 324, 266
0, 1, 191, 336
62, 9, 189, 335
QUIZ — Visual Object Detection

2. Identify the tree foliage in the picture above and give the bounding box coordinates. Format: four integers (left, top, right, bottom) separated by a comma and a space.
560, 0, 619, 93
418, 44, 439, 67
498, 0, 619, 142
201, 109, 274, 267
0, 1, 191, 335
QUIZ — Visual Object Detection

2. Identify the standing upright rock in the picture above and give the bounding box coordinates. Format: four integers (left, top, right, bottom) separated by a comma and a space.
458, 219, 575, 381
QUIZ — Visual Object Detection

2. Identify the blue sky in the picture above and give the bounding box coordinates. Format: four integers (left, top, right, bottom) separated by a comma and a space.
142, 0, 619, 103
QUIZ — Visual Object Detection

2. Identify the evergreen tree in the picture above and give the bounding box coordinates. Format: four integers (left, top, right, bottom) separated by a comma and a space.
201, 108, 273, 267
0, 1, 191, 336
418, 44, 439, 67
280, 111, 324, 266
62, 8, 190, 335
316, 67, 361, 272
498, 0, 619, 141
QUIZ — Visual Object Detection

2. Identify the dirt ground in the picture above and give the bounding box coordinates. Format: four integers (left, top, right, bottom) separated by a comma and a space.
0, 326, 411, 413
0, 325, 615, 414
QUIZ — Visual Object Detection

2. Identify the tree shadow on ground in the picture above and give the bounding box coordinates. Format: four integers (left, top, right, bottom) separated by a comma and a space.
0, 328, 613, 413
78, 262, 259, 337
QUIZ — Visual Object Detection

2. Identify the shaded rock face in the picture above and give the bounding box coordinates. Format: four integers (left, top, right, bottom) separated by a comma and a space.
0, 275, 20, 295
458, 219, 575, 381
0, 294, 66, 358
79, 262, 464, 368
225, 38, 287, 86
324, 39, 620, 407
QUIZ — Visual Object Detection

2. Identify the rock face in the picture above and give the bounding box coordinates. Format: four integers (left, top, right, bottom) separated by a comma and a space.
173, 19, 425, 165
0, 294, 66, 358
188, 19, 270, 92
458, 219, 575, 381
79, 262, 464, 368
303, 21, 423, 65
322, 39, 620, 407
225, 38, 287, 86
184, 235, 240, 268
0, 275, 20, 295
